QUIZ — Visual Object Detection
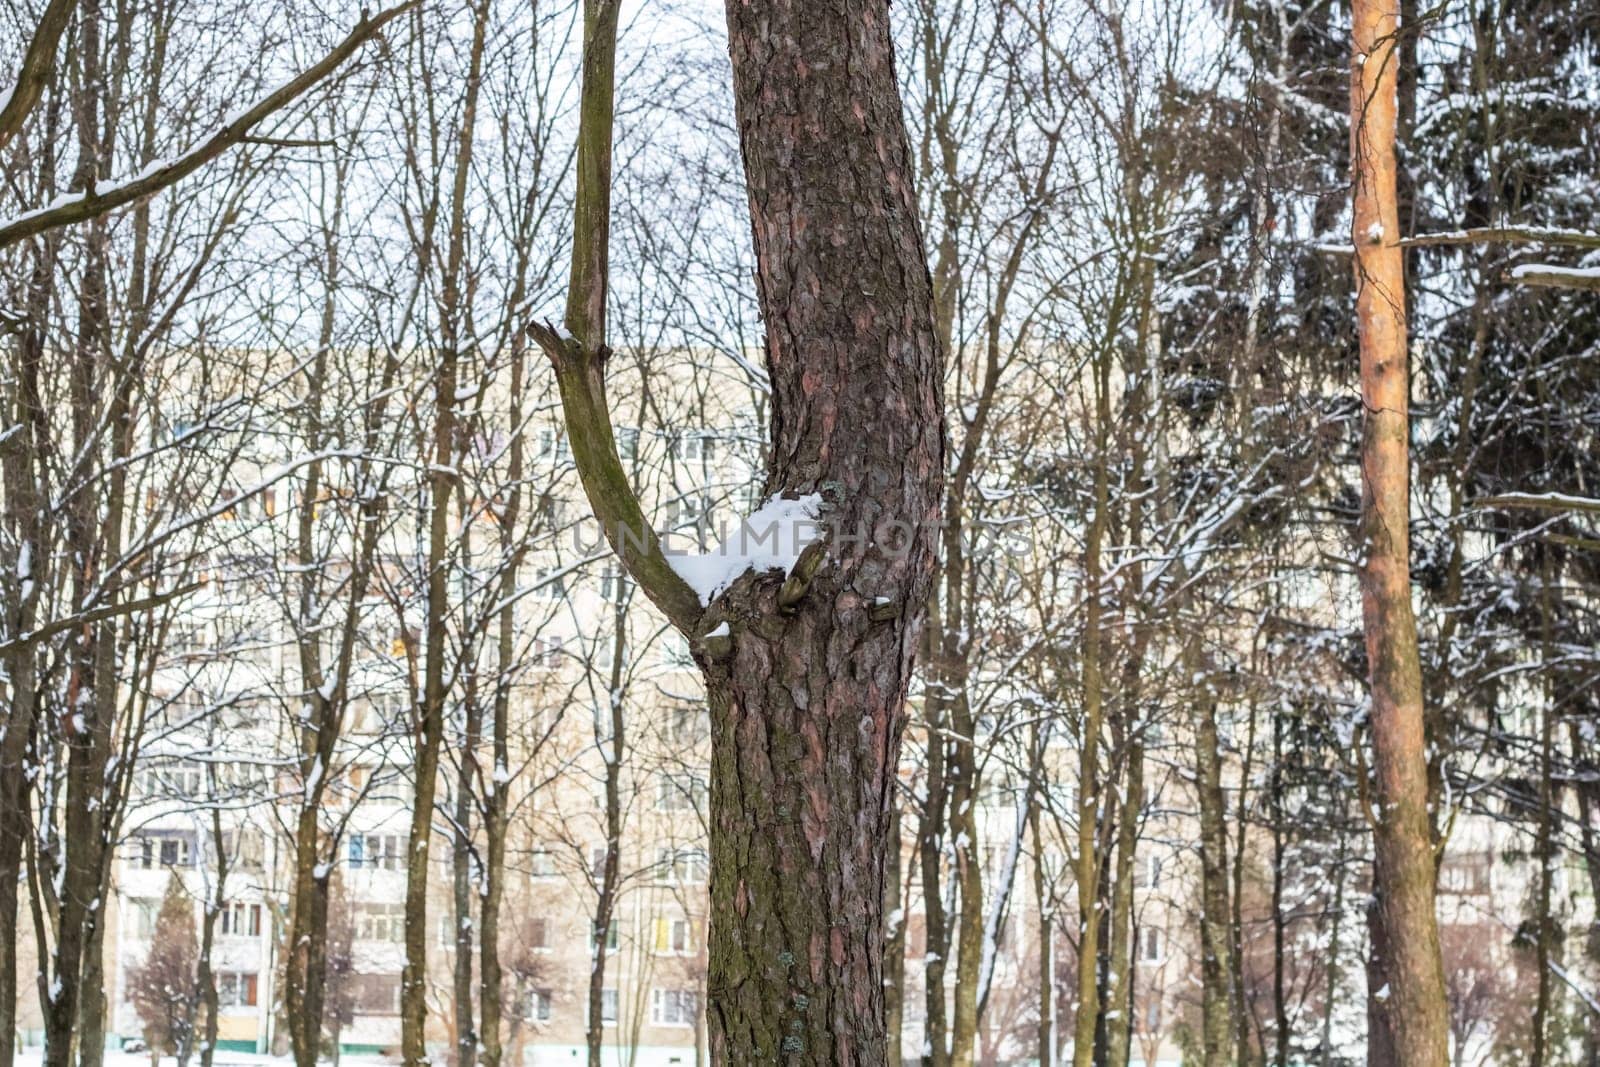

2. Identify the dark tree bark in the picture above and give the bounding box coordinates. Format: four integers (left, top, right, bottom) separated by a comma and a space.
703, 6, 943, 1060
535, 0, 941, 1061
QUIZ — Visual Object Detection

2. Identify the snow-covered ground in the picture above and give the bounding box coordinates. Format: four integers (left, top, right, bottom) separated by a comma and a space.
14, 1054, 399, 1067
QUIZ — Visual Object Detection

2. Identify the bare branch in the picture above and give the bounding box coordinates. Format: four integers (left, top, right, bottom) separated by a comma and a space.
533, 0, 703, 634
0, 0, 76, 152
527, 321, 702, 632
0, 0, 416, 249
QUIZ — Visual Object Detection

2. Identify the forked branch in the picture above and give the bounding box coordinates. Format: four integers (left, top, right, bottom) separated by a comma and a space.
526, 321, 701, 632
530, 0, 702, 634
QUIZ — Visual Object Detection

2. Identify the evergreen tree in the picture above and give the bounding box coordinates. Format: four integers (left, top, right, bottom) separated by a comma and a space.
129, 873, 200, 1066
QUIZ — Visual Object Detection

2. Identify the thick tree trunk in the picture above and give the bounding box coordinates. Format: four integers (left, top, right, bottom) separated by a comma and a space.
538, 0, 939, 1060
702, 4, 943, 1063
1348, 0, 1450, 1060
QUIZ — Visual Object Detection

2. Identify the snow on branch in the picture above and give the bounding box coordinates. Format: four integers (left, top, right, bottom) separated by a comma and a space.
0, 0, 415, 249
1480, 491, 1600, 515
1401, 226, 1600, 249
1507, 263, 1600, 292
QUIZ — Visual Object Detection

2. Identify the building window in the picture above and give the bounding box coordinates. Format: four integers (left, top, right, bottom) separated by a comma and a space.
658, 631, 696, 670
537, 428, 571, 466
1439, 853, 1491, 896
223, 829, 265, 871
656, 848, 709, 885
531, 847, 557, 879
1140, 928, 1163, 964
136, 760, 205, 799
525, 988, 552, 1023
667, 432, 717, 465
217, 972, 258, 1008
356, 903, 405, 942
592, 919, 620, 955
133, 833, 195, 869
526, 917, 551, 952
599, 564, 631, 603
537, 493, 566, 529
354, 974, 402, 1015
654, 773, 707, 814
651, 988, 698, 1027
615, 427, 640, 462
667, 704, 709, 745
533, 567, 567, 602
663, 495, 711, 533
348, 833, 404, 871
220, 901, 262, 937
600, 988, 618, 1025
1134, 855, 1161, 890
530, 635, 565, 670
652, 916, 694, 956
129, 898, 159, 938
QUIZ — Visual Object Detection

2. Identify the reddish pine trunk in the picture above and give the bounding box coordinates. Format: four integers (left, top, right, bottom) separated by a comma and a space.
1348, 1, 1449, 1063
706, 1, 943, 1062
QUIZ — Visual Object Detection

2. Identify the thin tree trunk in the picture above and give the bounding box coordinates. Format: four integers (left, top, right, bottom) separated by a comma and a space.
48, 4, 114, 1058
1320, 833, 1347, 1067
587, 608, 625, 1067
402, 2, 489, 1060
1271, 716, 1288, 1067
478, 337, 527, 1067
1031, 798, 1055, 1067
917, 644, 952, 1067
194, 804, 227, 1067
1103, 742, 1141, 1067
1348, 0, 1450, 1060
1228, 699, 1256, 1067
885, 805, 906, 1067
1072, 347, 1111, 1067
452, 682, 480, 1067
1196, 683, 1234, 1067
0, 166, 55, 1067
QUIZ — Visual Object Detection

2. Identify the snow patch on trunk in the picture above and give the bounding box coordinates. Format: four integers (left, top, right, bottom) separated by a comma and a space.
667, 493, 824, 604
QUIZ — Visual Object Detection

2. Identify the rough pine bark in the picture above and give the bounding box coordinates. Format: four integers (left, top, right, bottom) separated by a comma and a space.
536, 0, 940, 1060
703, 4, 943, 1062
1348, 0, 1450, 1062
